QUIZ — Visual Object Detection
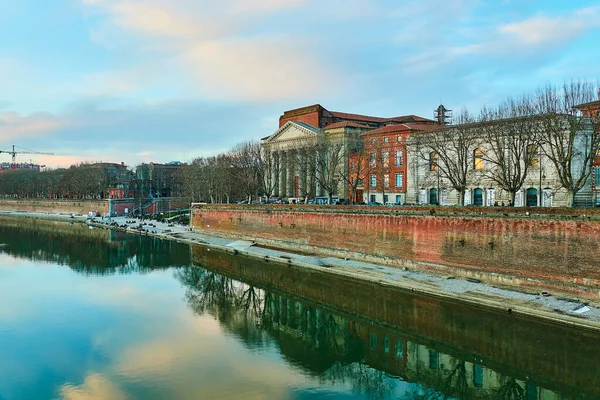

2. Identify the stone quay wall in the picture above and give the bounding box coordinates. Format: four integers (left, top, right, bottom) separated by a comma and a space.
0, 199, 109, 215
191, 245, 600, 398
191, 205, 600, 296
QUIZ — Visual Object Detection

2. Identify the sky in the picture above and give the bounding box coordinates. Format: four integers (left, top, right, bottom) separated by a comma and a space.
1, 0, 599, 168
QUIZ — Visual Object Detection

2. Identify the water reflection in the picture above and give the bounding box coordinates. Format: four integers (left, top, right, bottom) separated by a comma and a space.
0, 218, 190, 273
0, 218, 595, 399
176, 266, 582, 400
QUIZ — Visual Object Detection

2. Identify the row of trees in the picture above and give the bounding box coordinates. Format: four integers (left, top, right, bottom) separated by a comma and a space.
0, 163, 116, 199
411, 81, 600, 206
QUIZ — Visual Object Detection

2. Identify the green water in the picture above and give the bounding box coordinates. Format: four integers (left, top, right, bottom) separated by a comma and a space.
0, 219, 597, 399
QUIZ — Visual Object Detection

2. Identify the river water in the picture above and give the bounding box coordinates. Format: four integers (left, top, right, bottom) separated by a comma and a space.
0, 218, 598, 400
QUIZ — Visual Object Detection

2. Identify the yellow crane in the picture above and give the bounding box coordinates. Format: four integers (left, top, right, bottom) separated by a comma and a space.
0, 145, 54, 163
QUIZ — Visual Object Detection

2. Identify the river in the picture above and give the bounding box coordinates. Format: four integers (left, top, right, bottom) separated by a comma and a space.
0, 218, 597, 399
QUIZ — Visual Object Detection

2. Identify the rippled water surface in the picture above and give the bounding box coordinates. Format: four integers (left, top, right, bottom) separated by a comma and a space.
0, 218, 598, 400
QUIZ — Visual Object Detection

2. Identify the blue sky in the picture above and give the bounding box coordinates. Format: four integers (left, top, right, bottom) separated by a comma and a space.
1, 0, 599, 168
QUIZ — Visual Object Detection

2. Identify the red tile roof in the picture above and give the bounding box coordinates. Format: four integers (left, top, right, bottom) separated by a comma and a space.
322, 121, 371, 130
383, 115, 436, 123
330, 111, 387, 123
362, 123, 438, 135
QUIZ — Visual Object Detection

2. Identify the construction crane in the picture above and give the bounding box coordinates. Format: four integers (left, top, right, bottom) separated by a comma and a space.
0, 145, 54, 163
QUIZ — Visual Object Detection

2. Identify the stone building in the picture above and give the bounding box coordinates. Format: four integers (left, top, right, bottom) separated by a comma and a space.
405, 111, 599, 207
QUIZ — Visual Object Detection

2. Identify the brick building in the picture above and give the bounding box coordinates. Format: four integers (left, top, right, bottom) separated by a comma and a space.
262, 104, 434, 202
356, 122, 436, 204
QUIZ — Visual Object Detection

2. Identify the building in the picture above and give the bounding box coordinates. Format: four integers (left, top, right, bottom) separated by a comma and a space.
135, 162, 183, 198
356, 122, 436, 205
406, 110, 599, 207
576, 99, 600, 206
261, 104, 434, 202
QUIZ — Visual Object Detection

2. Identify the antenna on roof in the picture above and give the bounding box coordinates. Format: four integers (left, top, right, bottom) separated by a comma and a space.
434, 104, 452, 125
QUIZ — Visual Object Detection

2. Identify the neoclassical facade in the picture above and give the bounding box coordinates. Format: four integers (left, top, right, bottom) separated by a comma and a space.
406, 114, 598, 207
261, 104, 432, 201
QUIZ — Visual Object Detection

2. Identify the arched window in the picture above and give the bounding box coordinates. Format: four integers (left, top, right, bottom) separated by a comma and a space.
429, 152, 438, 171
473, 148, 484, 170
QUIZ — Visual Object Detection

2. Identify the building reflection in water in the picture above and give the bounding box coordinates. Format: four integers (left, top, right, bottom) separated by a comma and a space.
176, 266, 574, 400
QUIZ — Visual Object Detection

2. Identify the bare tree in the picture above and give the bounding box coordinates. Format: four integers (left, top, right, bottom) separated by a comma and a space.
341, 137, 368, 204
227, 140, 264, 203
533, 80, 600, 206
261, 146, 279, 200
479, 97, 539, 205
411, 110, 478, 206
313, 133, 346, 204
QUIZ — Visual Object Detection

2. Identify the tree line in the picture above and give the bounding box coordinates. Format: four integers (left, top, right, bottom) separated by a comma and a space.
409, 81, 600, 207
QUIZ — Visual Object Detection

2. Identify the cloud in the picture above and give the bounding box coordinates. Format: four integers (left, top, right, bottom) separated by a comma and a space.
0, 111, 68, 142
81, 0, 337, 102
59, 373, 127, 400
452, 6, 600, 57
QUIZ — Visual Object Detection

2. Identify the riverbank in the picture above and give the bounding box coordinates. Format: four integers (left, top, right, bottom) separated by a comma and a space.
2, 209, 600, 331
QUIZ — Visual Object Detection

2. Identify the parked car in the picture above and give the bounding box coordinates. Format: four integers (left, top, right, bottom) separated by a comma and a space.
367, 201, 382, 206
385, 202, 401, 206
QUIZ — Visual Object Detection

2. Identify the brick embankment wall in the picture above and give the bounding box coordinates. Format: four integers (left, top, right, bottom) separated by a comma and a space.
0, 199, 109, 215
191, 245, 600, 398
192, 205, 600, 294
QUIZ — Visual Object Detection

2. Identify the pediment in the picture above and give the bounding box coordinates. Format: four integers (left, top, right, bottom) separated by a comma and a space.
265, 121, 319, 143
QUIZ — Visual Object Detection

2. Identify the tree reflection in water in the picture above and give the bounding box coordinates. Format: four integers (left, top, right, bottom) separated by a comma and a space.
0, 220, 191, 275
496, 377, 525, 400
176, 266, 412, 400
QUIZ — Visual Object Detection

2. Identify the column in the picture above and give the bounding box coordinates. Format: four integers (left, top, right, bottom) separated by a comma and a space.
270, 152, 277, 199
287, 149, 296, 198
298, 150, 306, 199
279, 151, 287, 198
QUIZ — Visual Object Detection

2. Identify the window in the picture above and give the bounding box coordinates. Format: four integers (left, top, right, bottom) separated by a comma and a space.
357, 178, 364, 186
429, 152, 438, 171
370, 333, 377, 350
384, 136, 389, 143
383, 194, 388, 203
370, 153, 376, 168
395, 150, 403, 166
395, 195, 402, 204
351, 161, 356, 170
384, 174, 390, 188
594, 166, 600, 187
396, 340, 403, 358
371, 138, 376, 145
473, 364, 484, 388
383, 337, 390, 353
527, 144, 539, 167
383, 151, 389, 168
395, 173, 403, 187
397, 135, 402, 142
370, 175, 377, 187
428, 350, 439, 370
473, 148, 484, 170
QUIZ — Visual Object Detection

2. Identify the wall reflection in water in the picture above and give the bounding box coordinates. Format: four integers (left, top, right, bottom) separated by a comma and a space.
176, 266, 579, 400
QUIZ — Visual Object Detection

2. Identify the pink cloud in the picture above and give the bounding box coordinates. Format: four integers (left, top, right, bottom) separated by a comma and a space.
0, 111, 67, 142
